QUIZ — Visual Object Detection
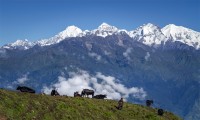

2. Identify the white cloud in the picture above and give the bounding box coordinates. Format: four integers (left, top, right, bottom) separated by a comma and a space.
88, 52, 101, 61
117, 39, 125, 46
104, 50, 111, 55
85, 43, 92, 51
123, 48, 132, 61
145, 52, 150, 61
17, 74, 29, 84
7, 85, 14, 89
95, 72, 146, 99
42, 70, 146, 100
13, 73, 29, 85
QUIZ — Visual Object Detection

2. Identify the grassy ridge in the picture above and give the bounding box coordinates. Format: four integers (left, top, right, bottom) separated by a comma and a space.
0, 89, 181, 120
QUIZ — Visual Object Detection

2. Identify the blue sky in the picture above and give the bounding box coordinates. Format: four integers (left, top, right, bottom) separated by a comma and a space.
0, 0, 199, 46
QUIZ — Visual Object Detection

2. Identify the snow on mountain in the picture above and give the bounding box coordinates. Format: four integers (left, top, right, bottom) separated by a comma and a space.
2, 39, 35, 50
162, 24, 200, 49
128, 23, 167, 47
91, 23, 118, 37
1, 23, 200, 50
58, 25, 83, 38
37, 25, 83, 46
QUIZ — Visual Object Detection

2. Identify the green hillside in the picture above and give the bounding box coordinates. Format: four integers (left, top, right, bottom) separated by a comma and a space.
0, 89, 181, 120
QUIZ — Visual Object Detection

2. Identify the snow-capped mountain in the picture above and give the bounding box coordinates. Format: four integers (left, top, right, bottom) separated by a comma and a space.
162, 24, 200, 49
128, 23, 167, 47
1, 23, 200, 50
2, 39, 35, 50
37, 25, 83, 46
0, 22, 200, 120
91, 22, 119, 37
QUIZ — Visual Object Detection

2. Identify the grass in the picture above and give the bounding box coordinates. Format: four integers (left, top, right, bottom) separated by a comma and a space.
0, 89, 181, 120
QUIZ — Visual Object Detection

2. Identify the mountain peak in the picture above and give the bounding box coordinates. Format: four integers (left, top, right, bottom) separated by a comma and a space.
98, 22, 112, 29
165, 24, 176, 28
12, 39, 28, 45
142, 23, 157, 28
97, 22, 118, 32
2, 39, 35, 50
92, 23, 119, 37
36, 25, 83, 47
162, 24, 200, 49
139, 23, 161, 35
128, 23, 167, 46
99, 22, 110, 27
162, 24, 185, 34
58, 25, 82, 39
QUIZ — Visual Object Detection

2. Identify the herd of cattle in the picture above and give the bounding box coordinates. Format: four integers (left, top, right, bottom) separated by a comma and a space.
16, 86, 107, 99
16, 86, 164, 116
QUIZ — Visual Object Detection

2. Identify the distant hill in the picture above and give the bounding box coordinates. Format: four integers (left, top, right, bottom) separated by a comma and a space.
0, 89, 181, 120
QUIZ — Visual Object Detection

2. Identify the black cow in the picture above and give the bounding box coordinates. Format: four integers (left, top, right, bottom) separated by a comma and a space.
93, 94, 107, 99
16, 86, 35, 93
146, 100, 153, 107
81, 89, 94, 97
51, 89, 60, 96
74, 91, 81, 97
158, 109, 164, 116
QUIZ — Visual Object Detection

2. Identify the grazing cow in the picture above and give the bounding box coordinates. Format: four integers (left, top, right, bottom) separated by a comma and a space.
81, 89, 94, 97
146, 100, 153, 107
74, 91, 81, 97
158, 109, 164, 116
16, 86, 35, 93
93, 94, 107, 99
51, 89, 60, 96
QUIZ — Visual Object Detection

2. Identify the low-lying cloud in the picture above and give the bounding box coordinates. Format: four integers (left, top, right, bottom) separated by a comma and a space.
123, 48, 132, 61
42, 70, 146, 100
13, 73, 29, 85
145, 52, 150, 61
88, 52, 101, 61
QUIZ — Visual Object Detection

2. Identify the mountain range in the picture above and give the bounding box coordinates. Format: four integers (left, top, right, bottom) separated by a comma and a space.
2, 23, 200, 50
0, 23, 200, 120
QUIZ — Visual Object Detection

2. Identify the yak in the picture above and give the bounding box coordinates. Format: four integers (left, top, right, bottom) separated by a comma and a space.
146, 100, 153, 107
51, 89, 60, 96
93, 94, 107, 99
16, 86, 35, 93
158, 109, 164, 116
81, 89, 94, 97
74, 91, 81, 97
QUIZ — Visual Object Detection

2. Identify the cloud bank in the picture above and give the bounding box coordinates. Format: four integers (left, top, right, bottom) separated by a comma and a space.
42, 70, 146, 100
